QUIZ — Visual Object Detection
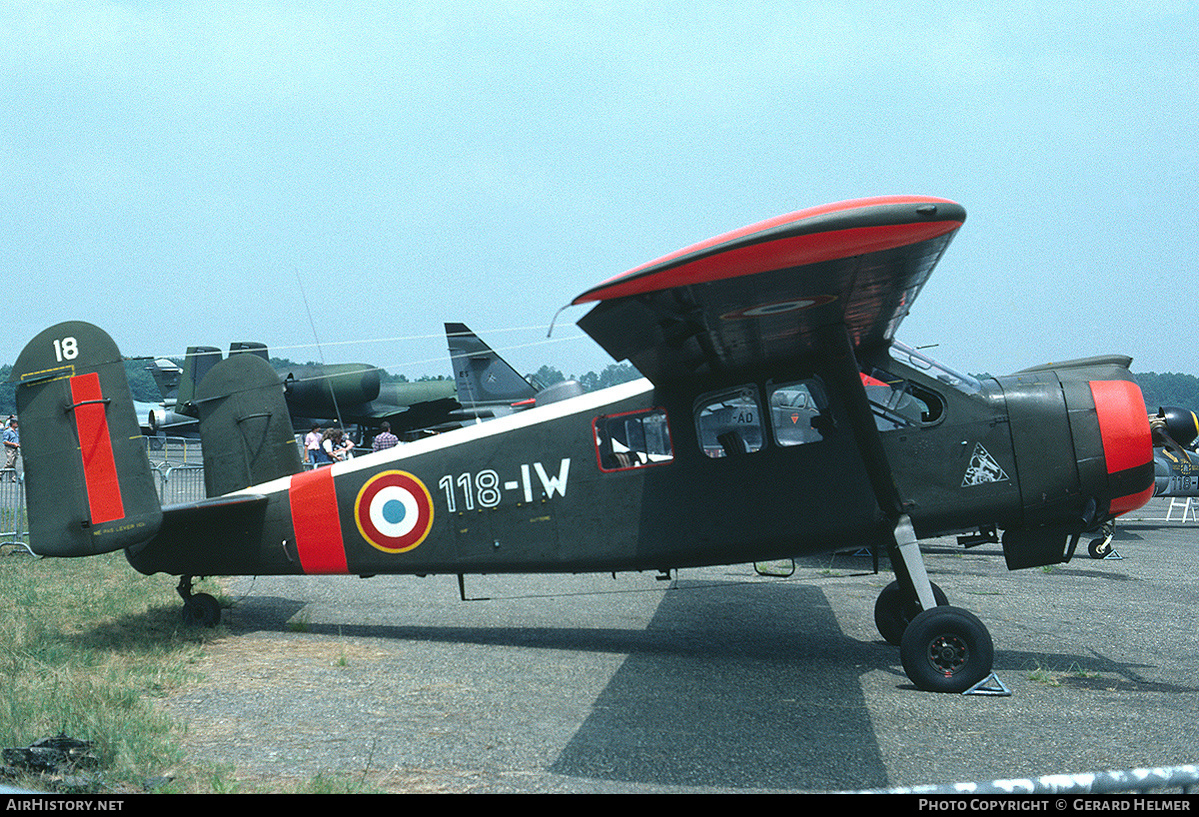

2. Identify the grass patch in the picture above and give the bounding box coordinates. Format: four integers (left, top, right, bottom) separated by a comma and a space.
1027, 660, 1101, 687
0, 550, 222, 792
1, 552, 397, 793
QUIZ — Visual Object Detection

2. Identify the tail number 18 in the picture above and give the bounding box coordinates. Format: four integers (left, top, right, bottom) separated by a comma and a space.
53, 337, 79, 362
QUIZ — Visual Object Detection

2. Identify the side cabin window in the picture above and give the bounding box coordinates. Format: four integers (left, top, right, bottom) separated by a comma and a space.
767, 378, 829, 446
863, 370, 945, 431
594, 408, 674, 472
695, 386, 764, 458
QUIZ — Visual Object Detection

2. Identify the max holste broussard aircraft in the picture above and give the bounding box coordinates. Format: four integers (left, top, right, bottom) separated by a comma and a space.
12, 195, 1155, 693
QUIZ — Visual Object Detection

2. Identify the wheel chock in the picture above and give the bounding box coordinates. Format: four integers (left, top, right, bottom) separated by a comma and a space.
962, 671, 1011, 697
1102, 550, 1124, 560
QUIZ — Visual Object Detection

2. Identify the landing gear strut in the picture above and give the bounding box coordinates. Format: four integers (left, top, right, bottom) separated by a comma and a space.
882, 515, 995, 693
177, 575, 221, 627
1087, 521, 1115, 559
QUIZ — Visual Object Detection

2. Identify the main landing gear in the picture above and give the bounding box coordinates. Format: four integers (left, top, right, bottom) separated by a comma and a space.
875, 516, 996, 693
177, 575, 222, 627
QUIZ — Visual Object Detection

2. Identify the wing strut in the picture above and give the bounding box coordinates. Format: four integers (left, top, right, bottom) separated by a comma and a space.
815, 323, 937, 611
815, 323, 903, 516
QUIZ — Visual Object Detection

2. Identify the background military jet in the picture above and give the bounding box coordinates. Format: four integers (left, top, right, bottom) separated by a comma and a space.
140, 323, 539, 442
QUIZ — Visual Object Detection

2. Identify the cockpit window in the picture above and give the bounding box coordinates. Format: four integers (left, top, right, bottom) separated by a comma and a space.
864, 370, 945, 431
594, 408, 674, 472
889, 341, 981, 395
695, 386, 763, 458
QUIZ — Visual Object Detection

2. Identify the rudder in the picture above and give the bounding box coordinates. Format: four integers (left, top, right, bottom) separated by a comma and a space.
11, 322, 163, 557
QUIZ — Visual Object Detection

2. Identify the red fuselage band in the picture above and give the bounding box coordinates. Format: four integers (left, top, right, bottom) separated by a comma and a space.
289, 467, 350, 574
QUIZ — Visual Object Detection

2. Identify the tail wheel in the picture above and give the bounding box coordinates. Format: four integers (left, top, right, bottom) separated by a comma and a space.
182, 592, 222, 627
874, 579, 949, 646
900, 606, 993, 693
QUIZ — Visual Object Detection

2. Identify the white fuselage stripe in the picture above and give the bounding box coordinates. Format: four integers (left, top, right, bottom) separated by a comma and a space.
230, 378, 655, 497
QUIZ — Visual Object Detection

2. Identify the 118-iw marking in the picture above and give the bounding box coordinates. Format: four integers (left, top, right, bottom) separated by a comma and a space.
438, 458, 570, 513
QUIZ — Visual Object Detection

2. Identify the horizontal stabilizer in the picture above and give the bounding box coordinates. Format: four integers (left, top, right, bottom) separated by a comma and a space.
11, 322, 163, 557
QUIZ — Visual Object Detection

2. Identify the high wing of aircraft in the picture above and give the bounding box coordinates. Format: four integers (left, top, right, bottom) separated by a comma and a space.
10, 195, 1154, 693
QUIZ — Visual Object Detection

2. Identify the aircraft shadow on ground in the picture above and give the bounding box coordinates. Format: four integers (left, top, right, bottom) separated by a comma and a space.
545, 581, 890, 790
218, 575, 1199, 790
233, 580, 896, 790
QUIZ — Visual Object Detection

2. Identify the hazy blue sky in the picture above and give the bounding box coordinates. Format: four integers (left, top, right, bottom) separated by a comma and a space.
2, 3, 1195, 383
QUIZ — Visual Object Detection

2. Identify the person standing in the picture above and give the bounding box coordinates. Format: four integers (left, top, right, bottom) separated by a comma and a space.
304, 425, 322, 463
3, 418, 19, 480
372, 421, 399, 452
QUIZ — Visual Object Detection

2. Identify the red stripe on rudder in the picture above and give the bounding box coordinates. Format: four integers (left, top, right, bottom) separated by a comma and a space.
288, 467, 349, 574
69, 373, 125, 524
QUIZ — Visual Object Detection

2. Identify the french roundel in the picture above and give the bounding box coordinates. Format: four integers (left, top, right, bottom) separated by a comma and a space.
354, 470, 434, 554
719, 294, 836, 321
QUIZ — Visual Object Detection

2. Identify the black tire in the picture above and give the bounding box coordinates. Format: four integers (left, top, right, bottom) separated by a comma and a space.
900, 606, 994, 693
874, 580, 949, 646
182, 593, 222, 627
1088, 537, 1111, 559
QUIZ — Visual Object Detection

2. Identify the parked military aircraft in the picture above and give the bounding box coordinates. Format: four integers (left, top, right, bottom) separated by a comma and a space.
142, 358, 197, 438
11, 195, 1154, 693
1083, 406, 1197, 559
1150, 406, 1199, 497
141, 324, 538, 440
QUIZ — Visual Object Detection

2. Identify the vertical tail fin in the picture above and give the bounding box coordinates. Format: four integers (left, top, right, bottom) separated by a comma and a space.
445, 323, 537, 412
193, 353, 302, 497
11, 322, 162, 557
146, 358, 183, 402
175, 345, 222, 417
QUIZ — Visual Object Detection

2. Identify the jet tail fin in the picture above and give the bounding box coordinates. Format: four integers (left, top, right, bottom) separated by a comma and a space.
11, 322, 163, 557
193, 353, 302, 497
146, 358, 183, 402
175, 345, 222, 418
445, 323, 537, 412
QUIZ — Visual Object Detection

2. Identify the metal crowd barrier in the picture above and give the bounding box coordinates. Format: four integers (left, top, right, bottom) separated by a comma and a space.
857, 763, 1198, 795
143, 435, 204, 466
154, 463, 208, 505
0, 468, 29, 553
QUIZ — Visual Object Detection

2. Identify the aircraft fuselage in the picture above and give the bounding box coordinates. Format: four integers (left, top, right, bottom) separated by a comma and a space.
125, 349, 1147, 579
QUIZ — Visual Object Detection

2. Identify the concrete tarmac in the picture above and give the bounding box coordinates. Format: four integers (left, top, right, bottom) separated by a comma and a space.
163, 497, 1199, 792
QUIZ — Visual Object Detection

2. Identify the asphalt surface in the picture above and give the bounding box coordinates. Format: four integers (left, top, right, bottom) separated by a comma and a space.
162, 497, 1199, 793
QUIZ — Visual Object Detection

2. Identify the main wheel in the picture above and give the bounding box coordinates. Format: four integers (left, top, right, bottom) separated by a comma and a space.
900, 606, 993, 693
182, 593, 222, 627
874, 580, 949, 646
